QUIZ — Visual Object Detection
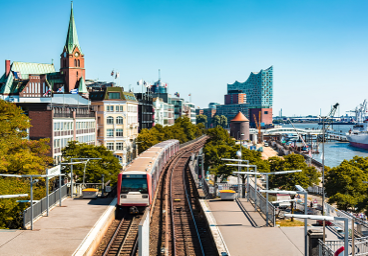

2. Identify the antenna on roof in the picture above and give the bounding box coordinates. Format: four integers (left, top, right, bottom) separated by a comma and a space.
51, 59, 54, 64
158, 69, 161, 81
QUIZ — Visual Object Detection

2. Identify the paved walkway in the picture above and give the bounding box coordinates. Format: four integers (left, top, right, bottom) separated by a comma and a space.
0, 197, 113, 256
208, 198, 303, 256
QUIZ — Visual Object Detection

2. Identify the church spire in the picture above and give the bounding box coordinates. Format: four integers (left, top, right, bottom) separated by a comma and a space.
64, 2, 83, 54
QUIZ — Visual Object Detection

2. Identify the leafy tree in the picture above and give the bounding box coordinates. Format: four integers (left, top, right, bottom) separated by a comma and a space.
203, 126, 269, 182
268, 154, 321, 190
196, 114, 207, 125
0, 100, 52, 174
212, 115, 221, 127
325, 157, 368, 211
219, 115, 228, 128
0, 100, 52, 229
62, 141, 121, 185
137, 116, 203, 153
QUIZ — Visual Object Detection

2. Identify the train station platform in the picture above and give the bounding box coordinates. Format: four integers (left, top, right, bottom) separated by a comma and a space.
204, 198, 340, 256
205, 198, 303, 256
0, 197, 115, 256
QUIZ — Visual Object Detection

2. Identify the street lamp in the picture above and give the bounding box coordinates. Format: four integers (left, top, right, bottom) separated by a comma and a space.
221, 158, 249, 199
261, 185, 308, 256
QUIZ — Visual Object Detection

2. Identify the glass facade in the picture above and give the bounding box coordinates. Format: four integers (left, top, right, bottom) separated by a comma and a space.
227, 66, 273, 108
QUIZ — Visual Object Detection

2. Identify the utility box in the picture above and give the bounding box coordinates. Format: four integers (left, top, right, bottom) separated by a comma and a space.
308, 229, 326, 256
82, 188, 98, 199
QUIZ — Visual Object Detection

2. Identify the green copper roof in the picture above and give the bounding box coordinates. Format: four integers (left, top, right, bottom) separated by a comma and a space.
64, 2, 82, 54
78, 76, 88, 93
11, 62, 55, 79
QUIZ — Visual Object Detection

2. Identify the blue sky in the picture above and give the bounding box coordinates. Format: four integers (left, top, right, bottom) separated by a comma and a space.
0, 0, 367, 116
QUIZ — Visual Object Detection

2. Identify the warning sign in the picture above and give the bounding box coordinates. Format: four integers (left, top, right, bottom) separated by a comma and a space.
313, 199, 318, 204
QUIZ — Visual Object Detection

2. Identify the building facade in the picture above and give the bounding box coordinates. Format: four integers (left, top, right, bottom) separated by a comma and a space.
90, 87, 138, 167
134, 93, 154, 132
0, 3, 95, 164
227, 66, 273, 127
153, 97, 174, 126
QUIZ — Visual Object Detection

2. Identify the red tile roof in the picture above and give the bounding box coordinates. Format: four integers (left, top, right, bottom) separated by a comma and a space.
231, 111, 249, 122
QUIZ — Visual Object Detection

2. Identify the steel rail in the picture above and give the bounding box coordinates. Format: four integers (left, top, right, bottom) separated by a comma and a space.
102, 217, 126, 256
183, 158, 206, 256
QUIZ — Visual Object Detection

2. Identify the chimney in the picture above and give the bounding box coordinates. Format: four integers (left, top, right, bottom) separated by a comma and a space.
5, 60, 10, 77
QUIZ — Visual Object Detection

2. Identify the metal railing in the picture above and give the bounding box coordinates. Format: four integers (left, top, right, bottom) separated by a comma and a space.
23, 184, 68, 229
321, 237, 368, 256
307, 185, 324, 195
318, 239, 335, 256
248, 184, 276, 226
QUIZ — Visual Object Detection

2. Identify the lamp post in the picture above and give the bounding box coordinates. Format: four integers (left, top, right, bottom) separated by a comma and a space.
262, 186, 308, 256
235, 170, 302, 227
285, 214, 349, 256
221, 159, 249, 200
227, 164, 257, 207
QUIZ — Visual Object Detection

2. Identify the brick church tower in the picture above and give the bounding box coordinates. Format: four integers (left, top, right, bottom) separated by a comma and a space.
60, 2, 85, 93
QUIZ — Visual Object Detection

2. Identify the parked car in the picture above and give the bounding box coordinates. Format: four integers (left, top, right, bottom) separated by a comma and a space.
264, 142, 269, 147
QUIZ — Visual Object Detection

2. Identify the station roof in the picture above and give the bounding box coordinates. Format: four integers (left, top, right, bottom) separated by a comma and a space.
231, 111, 249, 122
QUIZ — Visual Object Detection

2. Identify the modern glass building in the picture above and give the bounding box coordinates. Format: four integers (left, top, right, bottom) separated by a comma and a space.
227, 66, 273, 109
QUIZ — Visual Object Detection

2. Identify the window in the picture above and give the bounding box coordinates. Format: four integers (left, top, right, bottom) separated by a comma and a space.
116, 129, 123, 137
116, 105, 120, 111
78, 59, 80, 67
106, 105, 114, 112
264, 111, 269, 114
106, 143, 114, 151
107, 129, 114, 137
116, 142, 123, 150
107, 116, 114, 124
116, 116, 123, 124
108, 92, 120, 99
63, 59, 66, 67
74, 59, 77, 66
120, 106, 123, 111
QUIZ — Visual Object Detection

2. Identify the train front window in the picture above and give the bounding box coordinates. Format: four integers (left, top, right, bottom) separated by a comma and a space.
121, 174, 148, 194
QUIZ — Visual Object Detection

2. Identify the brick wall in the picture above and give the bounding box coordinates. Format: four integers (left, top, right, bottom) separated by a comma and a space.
28, 110, 53, 155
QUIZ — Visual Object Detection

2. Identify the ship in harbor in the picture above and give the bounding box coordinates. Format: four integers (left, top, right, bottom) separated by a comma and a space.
346, 100, 368, 149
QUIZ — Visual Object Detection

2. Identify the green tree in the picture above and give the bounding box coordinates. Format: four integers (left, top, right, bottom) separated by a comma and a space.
0, 100, 52, 174
325, 157, 368, 211
219, 115, 228, 128
62, 141, 121, 185
196, 114, 207, 125
0, 100, 52, 229
212, 115, 221, 127
268, 154, 321, 190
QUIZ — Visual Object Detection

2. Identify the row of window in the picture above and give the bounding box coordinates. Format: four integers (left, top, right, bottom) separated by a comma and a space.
76, 134, 95, 143
54, 137, 73, 149
105, 105, 137, 112
107, 116, 124, 124
106, 142, 124, 151
54, 121, 73, 131
76, 121, 95, 130
25, 82, 48, 94
106, 128, 124, 137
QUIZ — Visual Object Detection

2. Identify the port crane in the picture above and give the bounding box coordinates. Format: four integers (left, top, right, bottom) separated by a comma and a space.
321, 103, 340, 131
347, 100, 367, 124
253, 111, 262, 143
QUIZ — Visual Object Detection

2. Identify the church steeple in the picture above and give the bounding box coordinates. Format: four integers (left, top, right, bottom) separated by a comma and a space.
64, 2, 82, 54
60, 2, 85, 93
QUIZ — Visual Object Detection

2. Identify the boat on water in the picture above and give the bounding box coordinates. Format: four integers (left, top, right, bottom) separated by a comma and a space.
346, 100, 368, 149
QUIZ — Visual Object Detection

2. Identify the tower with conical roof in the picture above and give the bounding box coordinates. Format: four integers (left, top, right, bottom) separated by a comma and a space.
230, 111, 250, 140
60, 2, 85, 93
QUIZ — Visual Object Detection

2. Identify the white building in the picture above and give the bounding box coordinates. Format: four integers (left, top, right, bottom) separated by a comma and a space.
153, 97, 174, 126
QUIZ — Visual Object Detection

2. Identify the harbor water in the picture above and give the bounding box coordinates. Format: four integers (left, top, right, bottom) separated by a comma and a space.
281, 123, 368, 167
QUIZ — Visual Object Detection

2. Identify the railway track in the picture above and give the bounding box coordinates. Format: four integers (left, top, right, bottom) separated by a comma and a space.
94, 212, 142, 256
150, 136, 217, 256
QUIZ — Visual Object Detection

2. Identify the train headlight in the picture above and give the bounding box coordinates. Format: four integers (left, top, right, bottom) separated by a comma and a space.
142, 195, 148, 198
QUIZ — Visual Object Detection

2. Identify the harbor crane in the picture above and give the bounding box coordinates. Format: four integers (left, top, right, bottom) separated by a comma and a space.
322, 103, 340, 131
347, 99, 367, 123
253, 111, 262, 143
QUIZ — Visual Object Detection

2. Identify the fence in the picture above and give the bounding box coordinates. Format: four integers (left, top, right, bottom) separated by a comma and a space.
23, 184, 68, 229
307, 185, 324, 196
320, 237, 368, 256
248, 184, 276, 226
318, 239, 335, 256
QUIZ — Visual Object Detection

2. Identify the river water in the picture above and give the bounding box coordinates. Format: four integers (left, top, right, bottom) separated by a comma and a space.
280, 123, 368, 167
